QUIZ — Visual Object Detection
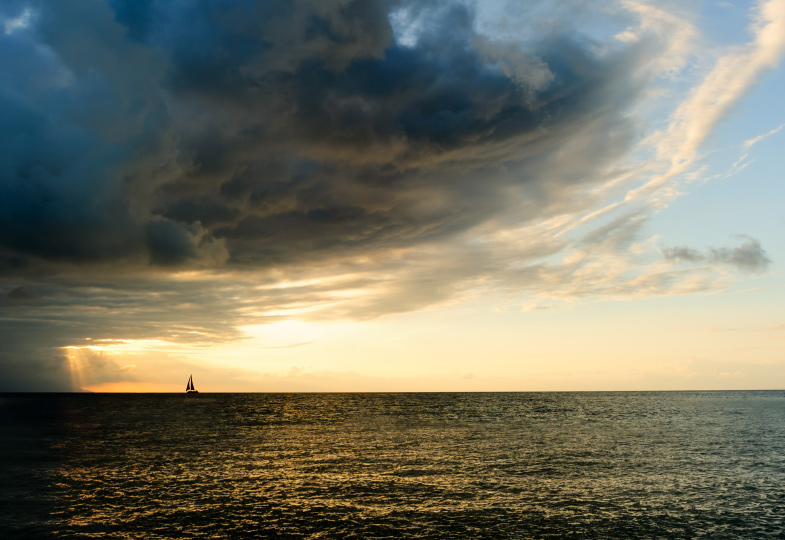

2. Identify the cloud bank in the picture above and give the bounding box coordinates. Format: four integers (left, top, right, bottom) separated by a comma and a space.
0, 0, 781, 389
0, 0, 652, 273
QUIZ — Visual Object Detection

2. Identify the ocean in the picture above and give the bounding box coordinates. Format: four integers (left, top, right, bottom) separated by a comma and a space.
2, 391, 785, 538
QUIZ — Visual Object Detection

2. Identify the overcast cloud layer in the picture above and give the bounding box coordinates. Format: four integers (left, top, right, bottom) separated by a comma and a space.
0, 0, 781, 390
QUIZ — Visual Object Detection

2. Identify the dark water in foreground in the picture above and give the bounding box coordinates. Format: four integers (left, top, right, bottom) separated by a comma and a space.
2, 392, 785, 539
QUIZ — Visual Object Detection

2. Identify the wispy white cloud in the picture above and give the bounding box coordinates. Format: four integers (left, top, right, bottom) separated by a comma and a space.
729, 122, 785, 172
3, 7, 32, 35
627, 0, 785, 203
618, 0, 697, 74
742, 122, 785, 152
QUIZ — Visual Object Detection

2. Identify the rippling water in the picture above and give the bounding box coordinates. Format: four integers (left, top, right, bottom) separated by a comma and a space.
2, 391, 785, 538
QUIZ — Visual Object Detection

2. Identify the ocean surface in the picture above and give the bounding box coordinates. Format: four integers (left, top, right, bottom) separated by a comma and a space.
2, 391, 785, 538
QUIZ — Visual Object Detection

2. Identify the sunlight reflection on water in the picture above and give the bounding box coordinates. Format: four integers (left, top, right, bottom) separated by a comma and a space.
2, 391, 785, 538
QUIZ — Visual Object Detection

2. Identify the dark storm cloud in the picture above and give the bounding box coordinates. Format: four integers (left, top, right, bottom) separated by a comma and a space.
663, 236, 772, 274
6, 285, 39, 301
1, 0, 666, 388
0, 314, 72, 391
1, 0, 648, 272
0, 0, 175, 268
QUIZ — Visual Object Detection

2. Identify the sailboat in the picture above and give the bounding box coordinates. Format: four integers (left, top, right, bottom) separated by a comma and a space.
186, 374, 199, 394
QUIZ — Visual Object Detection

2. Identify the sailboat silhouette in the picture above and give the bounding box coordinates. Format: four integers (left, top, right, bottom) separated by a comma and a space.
186, 374, 199, 394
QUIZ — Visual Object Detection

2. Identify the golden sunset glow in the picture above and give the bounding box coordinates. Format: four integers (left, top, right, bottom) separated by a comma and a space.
4, 4, 785, 540
81, 382, 176, 393
1, 0, 784, 392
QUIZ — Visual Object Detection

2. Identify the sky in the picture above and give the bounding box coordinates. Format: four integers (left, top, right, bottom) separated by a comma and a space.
0, 0, 783, 392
